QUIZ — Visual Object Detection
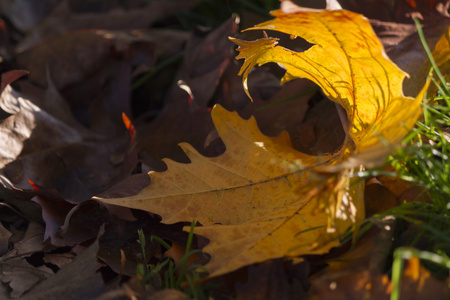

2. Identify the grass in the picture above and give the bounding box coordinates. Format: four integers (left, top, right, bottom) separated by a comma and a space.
334, 17, 450, 300
387, 84, 450, 297
136, 220, 211, 299
345, 18, 450, 300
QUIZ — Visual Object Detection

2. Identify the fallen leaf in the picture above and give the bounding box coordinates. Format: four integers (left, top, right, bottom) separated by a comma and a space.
136, 17, 239, 171
0, 223, 11, 256
364, 178, 399, 217
336, 0, 449, 22
42, 252, 75, 271
0, 222, 53, 298
16, 29, 156, 134
311, 255, 450, 300
97, 104, 338, 277
334, 0, 450, 96
399, 256, 450, 299
0, 78, 136, 201
30, 184, 75, 246
0, 0, 57, 32
0, 69, 29, 94
16, 0, 196, 51
312, 269, 391, 300
20, 230, 104, 300
231, 6, 421, 157
235, 259, 309, 300
238, 79, 338, 154
6, 221, 47, 256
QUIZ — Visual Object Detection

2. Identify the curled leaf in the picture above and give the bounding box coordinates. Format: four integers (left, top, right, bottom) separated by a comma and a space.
230, 7, 421, 156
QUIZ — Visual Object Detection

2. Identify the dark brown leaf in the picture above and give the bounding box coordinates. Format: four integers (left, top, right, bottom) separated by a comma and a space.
20, 232, 104, 300
17, 0, 196, 51
0, 222, 53, 298
1, 70, 29, 94
235, 259, 309, 300
137, 18, 240, 170
29, 184, 76, 246
0, 0, 57, 33
0, 82, 136, 201
0, 222, 11, 256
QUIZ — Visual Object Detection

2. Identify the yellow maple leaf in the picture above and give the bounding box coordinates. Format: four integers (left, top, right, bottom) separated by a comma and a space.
231, 7, 421, 156
97, 104, 338, 276
95, 6, 425, 277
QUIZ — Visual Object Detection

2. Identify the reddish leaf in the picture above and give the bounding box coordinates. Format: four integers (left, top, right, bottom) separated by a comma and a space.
122, 112, 135, 143
406, 0, 418, 8
1, 70, 29, 94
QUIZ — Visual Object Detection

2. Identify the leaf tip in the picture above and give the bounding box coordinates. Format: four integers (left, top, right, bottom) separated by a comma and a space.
27, 178, 39, 191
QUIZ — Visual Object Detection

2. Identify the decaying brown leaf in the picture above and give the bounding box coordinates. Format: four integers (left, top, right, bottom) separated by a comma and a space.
0, 70, 29, 93
20, 231, 104, 300
311, 256, 450, 300
0, 80, 135, 201
15, 0, 196, 51
0, 223, 11, 256
137, 17, 239, 171
235, 259, 309, 300
0, 222, 53, 298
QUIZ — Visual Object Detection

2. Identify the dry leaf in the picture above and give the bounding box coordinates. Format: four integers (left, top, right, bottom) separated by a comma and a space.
311, 256, 450, 300
0, 70, 29, 93
16, 0, 196, 51
98, 104, 337, 277
0, 222, 53, 298
231, 6, 421, 158
334, 0, 450, 96
20, 231, 104, 300
0, 79, 136, 201
136, 18, 238, 171
0, 223, 11, 256
237, 78, 346, 155
235, 259, 309, 300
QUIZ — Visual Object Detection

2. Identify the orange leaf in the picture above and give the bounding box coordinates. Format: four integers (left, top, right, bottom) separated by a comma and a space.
406, 0, 417, 8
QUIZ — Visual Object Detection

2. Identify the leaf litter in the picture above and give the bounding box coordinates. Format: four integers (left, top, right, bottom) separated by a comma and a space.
0, 0, 449, 299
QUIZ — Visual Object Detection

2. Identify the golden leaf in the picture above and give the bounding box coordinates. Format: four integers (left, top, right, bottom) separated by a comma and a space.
97, 104, 336, 277
231, 8, 421, 156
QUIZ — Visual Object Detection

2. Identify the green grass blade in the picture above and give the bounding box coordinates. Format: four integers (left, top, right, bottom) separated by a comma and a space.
413, 18, 450, 95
